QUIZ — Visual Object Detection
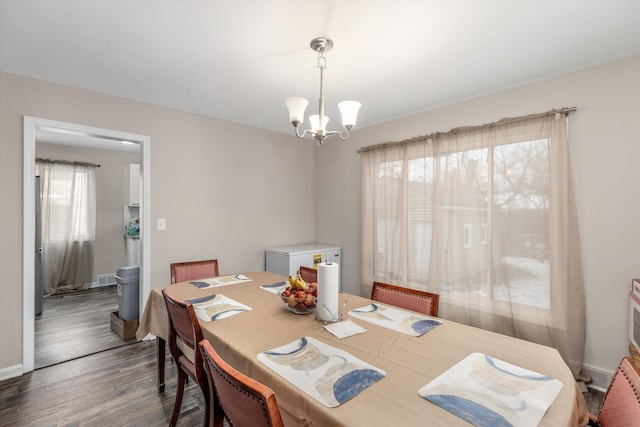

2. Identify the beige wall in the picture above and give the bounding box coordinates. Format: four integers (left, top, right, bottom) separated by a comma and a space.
35, 143, 141, 279
2, 56, 639, 384
315, 55, 640, 385
0, 72, 315, 373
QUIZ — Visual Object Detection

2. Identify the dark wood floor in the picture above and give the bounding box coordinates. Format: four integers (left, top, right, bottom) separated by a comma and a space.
35, 285, 136, 369
0, 340, 206, 427
3, 286, 209, 426
3, 286, 602, 426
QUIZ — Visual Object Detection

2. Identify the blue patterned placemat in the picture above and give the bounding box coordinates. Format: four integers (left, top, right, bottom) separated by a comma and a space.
259, 281, 288, 294
258, 337, 385, 407
349, 303, 441, 336
187, 294, 251, 321
418, 352, 562, 427
190, 274, 252, 289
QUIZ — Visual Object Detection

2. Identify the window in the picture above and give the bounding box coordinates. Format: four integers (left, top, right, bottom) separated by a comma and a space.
37, 161, 96, 244
361, 115, 575, 324
370, 139, 554, 309
463, 224, 472, 248
42, 171, 94, 242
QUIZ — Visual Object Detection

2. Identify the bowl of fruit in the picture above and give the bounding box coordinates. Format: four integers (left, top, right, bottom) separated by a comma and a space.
280, 273, 318, 314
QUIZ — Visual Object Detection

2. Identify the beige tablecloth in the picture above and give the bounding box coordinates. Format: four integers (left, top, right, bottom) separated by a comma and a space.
137, 271, 589, 427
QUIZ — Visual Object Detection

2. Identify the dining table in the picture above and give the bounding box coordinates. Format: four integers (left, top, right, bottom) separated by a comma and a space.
136, 271, 589, 426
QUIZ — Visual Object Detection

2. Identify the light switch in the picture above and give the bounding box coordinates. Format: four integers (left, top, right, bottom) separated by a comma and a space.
157, 218, 166, 231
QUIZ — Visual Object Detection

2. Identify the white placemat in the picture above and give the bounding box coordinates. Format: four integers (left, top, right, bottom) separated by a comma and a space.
418, 352, 563, 427
257, 337, 385, 407
189, 274, 252, 289
187, 294, 252, 322
349, 303, 442, 336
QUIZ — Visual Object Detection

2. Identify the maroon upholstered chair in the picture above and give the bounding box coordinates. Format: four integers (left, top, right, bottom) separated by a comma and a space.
170, 259, 219, 284
199, 339, 284, 427
589, 356, 640, 427
158, 259, 218, 396
299, 265, 318, 283
371, 281, 439, 317
162, 289, 212, 427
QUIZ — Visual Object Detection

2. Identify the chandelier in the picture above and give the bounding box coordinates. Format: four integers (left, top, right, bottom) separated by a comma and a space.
285, 37, 361, 145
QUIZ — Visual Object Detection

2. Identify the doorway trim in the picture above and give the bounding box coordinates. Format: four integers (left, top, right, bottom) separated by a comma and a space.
22, 116, 151, 373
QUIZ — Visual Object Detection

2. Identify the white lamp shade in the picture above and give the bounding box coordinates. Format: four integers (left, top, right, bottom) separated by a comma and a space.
285, 97, 308, 125
338, 100, 361, 128
309, 114, 329, 132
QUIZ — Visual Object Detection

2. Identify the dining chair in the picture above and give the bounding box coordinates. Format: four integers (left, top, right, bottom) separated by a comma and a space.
299, 265, 318, 283
170, 259, 219, 284
588, 356, 640, 426
199, 338, 284, 427
371, 281, 439, 317
162, 289, 211, 427
161, 259, 218, 395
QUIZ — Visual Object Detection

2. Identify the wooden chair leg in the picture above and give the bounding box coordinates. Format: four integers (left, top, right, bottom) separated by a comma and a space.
157, 337, 166, 393
170, 369, 187, 427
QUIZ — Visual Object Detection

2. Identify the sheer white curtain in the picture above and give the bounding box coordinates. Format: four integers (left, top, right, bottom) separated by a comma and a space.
361, 113, 588, 381
36, 160, 97, 295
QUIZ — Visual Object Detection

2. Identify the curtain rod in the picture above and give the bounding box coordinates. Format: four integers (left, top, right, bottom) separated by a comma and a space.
36, 157, 101, 168
357, 107, 577, 154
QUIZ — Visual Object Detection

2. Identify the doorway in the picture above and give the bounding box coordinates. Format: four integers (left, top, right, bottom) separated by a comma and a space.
22, 116, 151, 373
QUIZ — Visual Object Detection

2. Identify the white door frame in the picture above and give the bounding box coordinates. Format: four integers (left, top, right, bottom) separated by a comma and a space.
22, 116, 151, 373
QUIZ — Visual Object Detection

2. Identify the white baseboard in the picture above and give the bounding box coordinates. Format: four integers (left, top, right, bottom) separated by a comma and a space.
583, 363, 613, 391
0, 364, 23, 381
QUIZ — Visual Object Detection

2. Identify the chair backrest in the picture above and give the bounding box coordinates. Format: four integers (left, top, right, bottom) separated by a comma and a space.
299, 265, 318, 283
371, 281, 439, 317
199, 339, 284, 427
170, 259, 219, 284
594, 356, 640, 426
162, 289, 205, 376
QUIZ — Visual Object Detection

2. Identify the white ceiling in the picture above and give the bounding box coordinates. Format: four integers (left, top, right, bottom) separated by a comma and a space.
2, 0, 640, 138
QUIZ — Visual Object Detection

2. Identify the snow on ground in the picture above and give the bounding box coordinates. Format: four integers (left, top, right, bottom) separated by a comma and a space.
493, 256, 550, 309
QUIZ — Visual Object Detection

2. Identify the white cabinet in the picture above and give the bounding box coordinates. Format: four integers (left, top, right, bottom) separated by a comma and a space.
265, 244, 341, 289
128, 163, 140, 205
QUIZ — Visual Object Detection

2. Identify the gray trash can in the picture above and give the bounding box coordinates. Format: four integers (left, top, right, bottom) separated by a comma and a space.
116, 265, 140, 321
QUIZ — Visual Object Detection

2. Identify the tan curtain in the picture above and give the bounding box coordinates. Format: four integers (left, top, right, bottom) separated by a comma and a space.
361, 113, 588, 382
36, 160, 97, 295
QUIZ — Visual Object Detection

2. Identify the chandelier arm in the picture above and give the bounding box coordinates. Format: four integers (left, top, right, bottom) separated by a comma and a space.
293, 127, 312, 139
324, 130, 350, 140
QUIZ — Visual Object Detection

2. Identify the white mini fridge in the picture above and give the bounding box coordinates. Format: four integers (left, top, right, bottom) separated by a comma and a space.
265, 243, 341, 287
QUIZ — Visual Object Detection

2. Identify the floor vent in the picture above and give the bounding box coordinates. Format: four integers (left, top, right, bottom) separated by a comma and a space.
93, 273, 117, 288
